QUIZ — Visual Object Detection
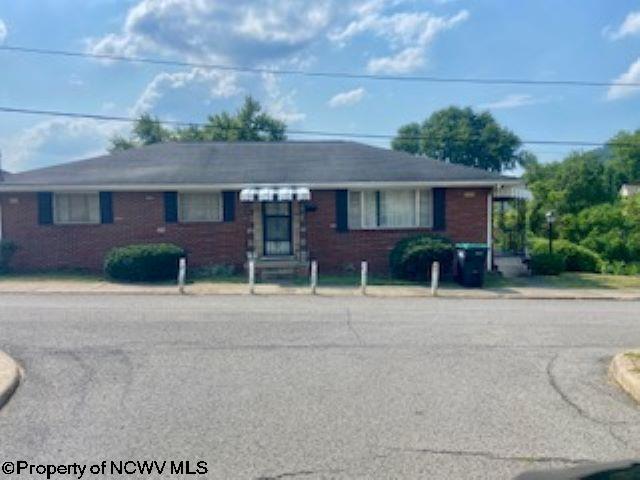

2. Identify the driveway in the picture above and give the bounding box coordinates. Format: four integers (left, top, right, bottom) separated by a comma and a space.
0, 294, 639, 479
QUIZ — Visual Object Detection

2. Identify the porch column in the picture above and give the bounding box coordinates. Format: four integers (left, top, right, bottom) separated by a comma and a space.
246, 201, 255, 259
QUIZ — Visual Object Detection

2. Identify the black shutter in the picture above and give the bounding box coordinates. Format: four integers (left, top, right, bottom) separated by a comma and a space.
432, 188, 446, 231
335, 190, 349, 232
164, 192, 178, 223
99, 192, 113, 224
222, 191, 236, 222
37, 192, 53, 225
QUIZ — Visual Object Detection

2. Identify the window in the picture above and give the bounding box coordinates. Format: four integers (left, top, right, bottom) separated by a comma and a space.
348, 189, 432, 229
54, 193, 100, 224
178, 192, 222, 222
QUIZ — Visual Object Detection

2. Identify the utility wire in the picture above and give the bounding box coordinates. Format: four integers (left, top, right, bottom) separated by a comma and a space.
1, 44, 640, 88
1, 105, 638, 148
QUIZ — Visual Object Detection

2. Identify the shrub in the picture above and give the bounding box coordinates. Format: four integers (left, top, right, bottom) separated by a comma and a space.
601, 261, 640, 276
104, 243, 185, 282
530, 252, 565, 276
530, 237, 602, 273
390, 234, 454, 281
0, 240, 17, 273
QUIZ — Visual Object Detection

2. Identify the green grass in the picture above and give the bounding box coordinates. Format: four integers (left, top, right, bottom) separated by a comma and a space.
2, 269, 639, 291
0, 270, 102, 282
189, 274, 246, 284
278, 274, 420, 287
483, 272, 640, 290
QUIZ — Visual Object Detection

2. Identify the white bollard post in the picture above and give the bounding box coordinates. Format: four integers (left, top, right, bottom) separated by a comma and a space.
178, 257, 186, 294
361, 261, 368, 295
431, 261, 440, 297
310, 260, 318, 295
248, 259, 255, 294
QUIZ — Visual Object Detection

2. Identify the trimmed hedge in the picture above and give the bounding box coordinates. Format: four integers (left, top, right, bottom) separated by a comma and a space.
104, 243, 185, 282
530, 237, 602, 273
0, 240, 17, 273
530, 252, 565, 276
390, 234, 454, 281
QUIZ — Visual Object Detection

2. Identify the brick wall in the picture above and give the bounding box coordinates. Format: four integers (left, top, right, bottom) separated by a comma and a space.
306, 188, 489, 274
0, 192, 251, 272
0, 187, 489, 274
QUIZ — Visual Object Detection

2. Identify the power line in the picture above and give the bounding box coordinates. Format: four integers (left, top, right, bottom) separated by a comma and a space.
2, 44, 640, 88
1, 105, 637, 148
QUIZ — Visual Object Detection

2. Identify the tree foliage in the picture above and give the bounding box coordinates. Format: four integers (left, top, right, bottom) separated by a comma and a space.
392, 106, 524, 171
522, 127, 640, 266
109, 96, 286, 152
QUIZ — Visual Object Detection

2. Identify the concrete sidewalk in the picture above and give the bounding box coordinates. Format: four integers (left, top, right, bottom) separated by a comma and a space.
0, 278, 639, 300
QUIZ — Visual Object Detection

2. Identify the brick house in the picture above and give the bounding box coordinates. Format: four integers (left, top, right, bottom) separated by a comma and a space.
0, 141, 521, 275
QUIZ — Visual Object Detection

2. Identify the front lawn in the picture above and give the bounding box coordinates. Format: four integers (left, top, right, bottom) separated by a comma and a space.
483, 272, 640, 290
0, 270, 102, 282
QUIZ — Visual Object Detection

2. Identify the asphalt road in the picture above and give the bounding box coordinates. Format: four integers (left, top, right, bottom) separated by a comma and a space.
0, 294, 639, 480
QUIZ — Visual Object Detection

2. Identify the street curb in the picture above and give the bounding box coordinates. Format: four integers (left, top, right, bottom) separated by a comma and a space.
609, 352, 640, 404
0, 351, 21, 411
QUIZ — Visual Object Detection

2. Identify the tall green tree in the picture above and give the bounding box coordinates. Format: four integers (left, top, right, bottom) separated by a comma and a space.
605, 129, 640, 188
109, 96, 286, 152
390, 122, 421, 155
392, 106, 523, 171
524, 150, 615, 235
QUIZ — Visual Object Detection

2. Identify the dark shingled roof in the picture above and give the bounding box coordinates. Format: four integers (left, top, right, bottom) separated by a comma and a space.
1, 141, 517, 187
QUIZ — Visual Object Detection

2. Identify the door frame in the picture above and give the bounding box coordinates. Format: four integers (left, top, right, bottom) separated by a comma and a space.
262, 201, 293, 256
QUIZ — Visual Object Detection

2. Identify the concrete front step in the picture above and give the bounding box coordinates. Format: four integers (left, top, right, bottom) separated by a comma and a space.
252, 258, 309, 280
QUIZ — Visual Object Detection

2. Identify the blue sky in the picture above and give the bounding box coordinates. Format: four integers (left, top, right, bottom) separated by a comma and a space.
0, 0, 639, 172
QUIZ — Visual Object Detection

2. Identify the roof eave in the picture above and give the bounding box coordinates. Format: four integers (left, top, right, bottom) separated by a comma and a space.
0, 178, 522, 192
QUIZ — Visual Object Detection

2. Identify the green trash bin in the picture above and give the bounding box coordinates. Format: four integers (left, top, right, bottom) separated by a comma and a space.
454, 243, 488, 288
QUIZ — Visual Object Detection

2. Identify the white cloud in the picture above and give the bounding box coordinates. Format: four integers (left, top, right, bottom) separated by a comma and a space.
0, 19, 7, 44
607, 57, 640, 100
261, 73, 306, 123
132, 68, 240, 116
330, 6, 469, 74
87, 0, 334, 65
1, 118, 125, 172
328, 87, 366, 107
606, 11, 640, 40
478, 94, 542, 110
367, 47, 426, 74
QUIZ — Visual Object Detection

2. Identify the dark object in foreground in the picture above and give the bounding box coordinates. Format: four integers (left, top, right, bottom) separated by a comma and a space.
515, 460, 640, 479
454, 243, 487, 288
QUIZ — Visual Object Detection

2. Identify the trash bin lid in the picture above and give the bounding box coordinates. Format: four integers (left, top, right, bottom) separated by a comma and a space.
455, 243, 488, 250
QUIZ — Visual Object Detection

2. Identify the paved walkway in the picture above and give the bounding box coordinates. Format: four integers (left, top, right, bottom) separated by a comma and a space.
0, 278, 639, 300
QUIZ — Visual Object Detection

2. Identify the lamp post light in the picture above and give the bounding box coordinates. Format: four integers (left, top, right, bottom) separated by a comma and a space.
545, 211, 556, 254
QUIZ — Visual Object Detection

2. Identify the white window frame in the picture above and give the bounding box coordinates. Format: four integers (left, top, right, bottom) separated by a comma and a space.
348, 188, 433, 230
53, 192, 100, 225
178, 192, 223, 223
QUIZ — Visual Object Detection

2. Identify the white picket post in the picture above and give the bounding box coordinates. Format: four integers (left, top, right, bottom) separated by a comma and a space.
178, 257, 186, 294
310, 260, 318, 294
431, 261, 440, 297
361, 261, 368, 295
248, 259, 255, 294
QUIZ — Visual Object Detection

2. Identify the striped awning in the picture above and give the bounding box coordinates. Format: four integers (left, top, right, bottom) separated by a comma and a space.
240, 187, 311, 202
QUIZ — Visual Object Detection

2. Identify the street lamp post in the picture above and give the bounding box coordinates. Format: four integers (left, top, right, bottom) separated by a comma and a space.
545, 211, 556, 254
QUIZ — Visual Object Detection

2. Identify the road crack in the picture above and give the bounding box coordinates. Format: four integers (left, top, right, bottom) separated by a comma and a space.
546, 353, 629, 447
345, 308, 365, 346
390, 447, 592, 465
256, 469, 343, 479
